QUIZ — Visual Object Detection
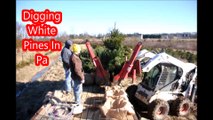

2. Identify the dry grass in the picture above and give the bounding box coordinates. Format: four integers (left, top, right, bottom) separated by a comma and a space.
72, 38, 197, 53
141, 39, 197, 51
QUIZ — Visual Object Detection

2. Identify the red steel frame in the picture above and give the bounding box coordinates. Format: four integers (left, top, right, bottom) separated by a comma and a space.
86, 40, 142, 84
113, 42, 143, 82
85, 40, 109, 82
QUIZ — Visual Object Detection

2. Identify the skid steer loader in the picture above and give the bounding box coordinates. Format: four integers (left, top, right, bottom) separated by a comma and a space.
126, 50, 197, 120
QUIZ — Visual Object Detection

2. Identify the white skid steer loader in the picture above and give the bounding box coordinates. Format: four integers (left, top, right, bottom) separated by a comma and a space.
126, 50, 197, 120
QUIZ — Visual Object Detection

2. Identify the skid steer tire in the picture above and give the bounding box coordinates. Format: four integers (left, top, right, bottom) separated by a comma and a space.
148, 99, 169, 120
170, 97, 191, 116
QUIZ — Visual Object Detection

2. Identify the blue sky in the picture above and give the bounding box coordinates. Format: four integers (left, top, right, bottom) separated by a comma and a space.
16, 0, 197, 35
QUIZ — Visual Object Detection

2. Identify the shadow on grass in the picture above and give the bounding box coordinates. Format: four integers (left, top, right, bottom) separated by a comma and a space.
16, 80, 64, 120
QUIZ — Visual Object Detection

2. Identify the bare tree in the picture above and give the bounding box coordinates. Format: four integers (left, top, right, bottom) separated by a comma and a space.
55, 32, 69, 42
16, 22, 28, 40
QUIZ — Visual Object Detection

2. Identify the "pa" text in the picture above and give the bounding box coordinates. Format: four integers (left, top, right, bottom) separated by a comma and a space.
35, 54, 49, 66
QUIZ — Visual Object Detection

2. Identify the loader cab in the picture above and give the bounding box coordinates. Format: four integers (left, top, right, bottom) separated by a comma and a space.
135, 63, 183, 104
141, 63, 183, 92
